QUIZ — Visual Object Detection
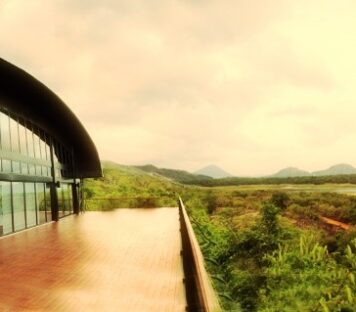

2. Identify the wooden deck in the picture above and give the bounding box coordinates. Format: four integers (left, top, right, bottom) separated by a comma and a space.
0, 208, 186, 311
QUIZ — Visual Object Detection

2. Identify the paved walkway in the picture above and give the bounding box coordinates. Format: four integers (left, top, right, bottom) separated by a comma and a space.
0, 208, 186, 311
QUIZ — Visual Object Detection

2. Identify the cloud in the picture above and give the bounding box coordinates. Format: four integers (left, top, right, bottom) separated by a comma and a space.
1, 0, 356, 175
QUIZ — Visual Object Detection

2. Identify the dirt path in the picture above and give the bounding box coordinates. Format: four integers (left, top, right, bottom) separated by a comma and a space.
320, 216, 351, 230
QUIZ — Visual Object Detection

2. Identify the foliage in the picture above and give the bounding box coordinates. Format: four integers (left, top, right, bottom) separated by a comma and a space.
83, 163, 181, 210
183, 173, 356, 187
270, 192, 289, 210
259, 236, 356, 312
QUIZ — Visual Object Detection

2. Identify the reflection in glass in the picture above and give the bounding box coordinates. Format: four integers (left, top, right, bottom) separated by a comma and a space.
45, 185, 51, 221
10, 117, 19, 153
33, 132, 41, 160
62, 184, 68, 216
19, 122, 27, 155
0, 110, 77, 232
0, 182, 12, 235
66, 184, 73, 215
2, 159, 11, 173
36, 183, 46, 224
28, 164, 35, 176
0, 112, 11, 151
12, 161, 20, 174
19, 123, 28, 174
13, 182, 25, 231
25, 183, 37, 227
26, 124, 34, 158
58, 184, 64, 218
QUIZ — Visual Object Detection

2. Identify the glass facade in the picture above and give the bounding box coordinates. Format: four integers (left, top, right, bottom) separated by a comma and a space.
58, 183, 73, 218
1, 182, 12, 235
0, 107, 78, 236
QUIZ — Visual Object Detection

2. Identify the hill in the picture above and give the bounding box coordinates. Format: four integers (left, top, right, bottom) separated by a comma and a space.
194, 165, 232, 178
133, 164, 212, 183
312, 163, 356, 176
269, 164, 356, 178
271, 167, 311, 178
84, 161, 183, 210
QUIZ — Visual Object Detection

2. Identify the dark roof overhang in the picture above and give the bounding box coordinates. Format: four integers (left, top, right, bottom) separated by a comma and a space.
0, 58, 102, 178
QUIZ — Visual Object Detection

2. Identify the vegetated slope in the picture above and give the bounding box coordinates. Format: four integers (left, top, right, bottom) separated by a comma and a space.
271, 166, 311, 177
183, 188, 356, 311
83, 162, 183, 209
313, 163, 356, 176
194, 164, 232, 178
134, 164, 213, 183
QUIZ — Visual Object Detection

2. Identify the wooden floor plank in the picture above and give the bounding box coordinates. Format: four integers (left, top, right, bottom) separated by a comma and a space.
0, 208, 186, 311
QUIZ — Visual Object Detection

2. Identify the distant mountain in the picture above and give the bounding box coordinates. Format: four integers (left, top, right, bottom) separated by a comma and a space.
194, 165, 232, 179
271, 167, 311, 178
270, 163, 356, 178
312, 164, 356, 176
134, 164, 213, 183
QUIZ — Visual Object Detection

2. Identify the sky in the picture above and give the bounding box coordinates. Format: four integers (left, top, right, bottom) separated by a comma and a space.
1, 0, 356, 176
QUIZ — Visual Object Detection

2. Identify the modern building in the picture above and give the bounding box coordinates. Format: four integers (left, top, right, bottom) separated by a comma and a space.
0, 58, 101, 236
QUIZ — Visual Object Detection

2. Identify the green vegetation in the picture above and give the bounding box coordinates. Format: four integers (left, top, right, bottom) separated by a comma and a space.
84, 162, 356, 311
184, 173, 356, 187
83, 162, 182, 210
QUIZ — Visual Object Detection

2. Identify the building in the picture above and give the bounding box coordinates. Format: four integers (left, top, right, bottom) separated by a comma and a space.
0, 58, 101, 236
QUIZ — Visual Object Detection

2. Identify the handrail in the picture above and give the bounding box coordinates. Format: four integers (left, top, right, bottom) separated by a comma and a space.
178, 196, 221, 312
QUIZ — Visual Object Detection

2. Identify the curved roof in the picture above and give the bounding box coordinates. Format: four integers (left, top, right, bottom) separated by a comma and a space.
0, 58, 102, 178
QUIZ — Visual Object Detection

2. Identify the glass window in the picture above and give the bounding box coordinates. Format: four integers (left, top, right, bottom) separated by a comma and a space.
21, 162, 29, 175
58, 184, 64, 218
33, 131, 42, 175
67, 184, 73, 214
36, 183, 46, 224
18, 122, 27, 156
12, 161, 20, 174
25, 183, 37, 227
62, 184, 69, 216
10, 117, 19, 153
40, 134, 47, 160
2, 159, 11, 173
18, 123, 28, 175
0, 181, 12, 235
0, 112, 11, 151
46, 141, 51, 162
26, 125, 34, 158
36, 165, 42, 176
13, 182, 25, 232
28, 164, 36, 176
45, 184, 51, 221
33, 132, 41, 160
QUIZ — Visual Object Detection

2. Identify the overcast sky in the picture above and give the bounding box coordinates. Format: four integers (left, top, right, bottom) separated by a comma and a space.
1, 0, 356, 176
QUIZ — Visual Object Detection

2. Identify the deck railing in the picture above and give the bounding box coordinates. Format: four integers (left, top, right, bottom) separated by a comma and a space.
178, 197, 221, 312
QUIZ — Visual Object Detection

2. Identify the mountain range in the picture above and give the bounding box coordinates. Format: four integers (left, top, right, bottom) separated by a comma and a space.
104, 161, 356, 181
271, 164, 356, 178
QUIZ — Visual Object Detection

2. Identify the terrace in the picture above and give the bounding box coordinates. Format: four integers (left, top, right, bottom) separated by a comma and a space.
0, 205, 220, 311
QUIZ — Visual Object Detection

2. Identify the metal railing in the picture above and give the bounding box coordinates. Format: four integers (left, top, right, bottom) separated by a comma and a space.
178, 197, 221, 312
